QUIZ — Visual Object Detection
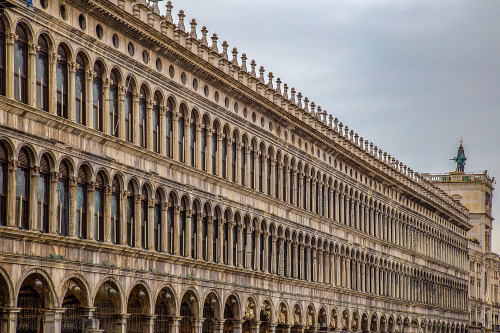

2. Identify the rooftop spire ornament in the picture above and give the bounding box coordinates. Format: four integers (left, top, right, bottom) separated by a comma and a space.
452, 140, 467, 173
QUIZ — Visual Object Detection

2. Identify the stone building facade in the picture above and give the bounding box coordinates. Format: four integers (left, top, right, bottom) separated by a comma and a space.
0, 0, 471, 332
424, 145, 499, 333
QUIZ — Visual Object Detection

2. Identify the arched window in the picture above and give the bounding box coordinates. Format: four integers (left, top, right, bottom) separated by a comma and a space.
154, 190, 161, 251
223, 214, 228, 264
221, 131, 227, 179
75, 54, 86, 125
14, 25, 28, 103
231, 133, 237, 182
109, 70, 119, 137
36, 35, 49, 111
275, 235, 280, 275
141, 187, 148, 249
180, 198, 187, 256
93, 62, 103, 131
166, 98, 173, 158
259, 229, 264, 271
0, 20, 5, 96
152, 93, 160, 153
37, 155, 50, 233
167, 194, 174, 254
126, 182, 135, 247
124, 82, 133, 143
0, 143, 7, 226
211, 126, 218, 176
201, 117, 208, 171
111, 177, 120, 244
202, 206, 208, 261
289, 165, 294, 205
250, 142, 255, 189
275, 159, 279, 198
232, 222, 237, 266
266, 154, 271, 195
283, 237, 288, 276
178, 106, 186, 163
56, 45, 68, 118
268, 232, 272, 272
139, 87, 147, 148
189, 113, 196, 167
303, 173, 307, 209
76, 167, 88, 239
242, 219, 247, 267
57, 160, 70, 236
16, 149, 30, 230
251, 226, 256, 269
303, 245, 307, 280
94, 172, 105, 242
240, 140, 246, 186
282, 161, 286, 202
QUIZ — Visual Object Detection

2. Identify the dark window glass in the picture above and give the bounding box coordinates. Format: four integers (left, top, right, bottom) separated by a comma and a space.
36, 36, 49, 111
153, 94, 160, 153
212, 131, 217, 176
76, 184, 87, 239
213, 219, 218, 262
240, 144, 245, 186
154, 201, 161, 251
139, 88, 147, 148
202, 215, 208, 261
75, 55, 86, 125
178, 113, 185, 162
0, 146, 7, 226
14, 25, 27, 103
56, 45, 68, 118
93, 63, 103, 131
124, 86, 133, 143
221, 135, 227, 179
141, 191, 148, 249
111, 187, 120, 244
126, 192, 135, 247
37, 158, 50, 233
0, 20, 5, 96
109, 71, 119, 137
190, 121, 196, 167
166, 99, 172, 158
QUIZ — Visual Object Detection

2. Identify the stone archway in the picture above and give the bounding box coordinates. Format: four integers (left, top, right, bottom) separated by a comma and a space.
154, 287, 175, 333
203, 293, 220, 333
94, 280, 122, 332
180, 290, 199, 333
60, 277, 89, 333
223, 295, 239, 333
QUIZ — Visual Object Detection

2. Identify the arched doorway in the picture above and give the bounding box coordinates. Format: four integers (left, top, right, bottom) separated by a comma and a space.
61, 278, 88, 333
203, 293, 219, 333
17, 273, 52, 333
94, 281, 121, 332
260, 301, 272, 333
242, 298, 256, 333
155, 288, 174, 333
127, 284, 150, 333
223, 295, 239, 333
180, 291, 198, 333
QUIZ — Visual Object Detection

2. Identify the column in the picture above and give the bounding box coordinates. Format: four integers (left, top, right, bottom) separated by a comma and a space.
104, 186, 112, 242
255, 230, 262, 270
49, 52, 58, 114
278, 237, 284, 276
68, 61, 76, 121
237, 224, 244, 267
5, 33, 14, 99
207, 128, 213, 174
170, 317, 181, 333
271, 235, 277, 274
102, 78, 111, 135
306, 246, 311, 281
253, 151, 259, 190
28, 43, 37, 107
355, 200, 360, 230
311, 179, 316, 213
305, 175, 311, 211
43, 308, 65, 332
235, 142, 241, 184
146, 100, 154, 151
334, 190, 340, 222
293, 242, 298, 279
298, 173, 304, 209
262, 154, 268, 194
29, 166, 39, 231
173, 206, 181, 255
119, 190, 128, 246
185, 117, 191, 165
299, 244, 305, 279
233, 319, 244, 333
270, 158, 276, 197
263, 232, 269, 273
217, 219, 224, 263
360, 204, 365, 232
68, 177, 78, 237
285, 166, 291, 203
0, 307, 19, 333
159, 107, 167, 155
228, 221, 234, 265
217, 133, 223, 176
118, 86, 126, 140
317, 249, 323, 283
194, 318, 204, 333
214, 319, 224, 333
115, 314, 128, 333
207, 216, 214, 262
86, 181, 96, 239
6, 161, 17, 227
86, 69, 94, 128
250, 321, 260, 333
286, 240, 291, 277
132, 93, 140, 145
148, 199, 155, 250
245, 227, 252, 268
161, 203, 169, 252
197, 213, 204, 259
245, 146, 251, 187
134, 195, 142, 247
143, 315, 156, 333
186, 209, 193, 257
196, 123, 202, 169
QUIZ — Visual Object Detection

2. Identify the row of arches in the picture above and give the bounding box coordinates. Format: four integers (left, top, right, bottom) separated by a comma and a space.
0, 15, 466, 270
0, 140, 468, 311
0, 268, 468, 333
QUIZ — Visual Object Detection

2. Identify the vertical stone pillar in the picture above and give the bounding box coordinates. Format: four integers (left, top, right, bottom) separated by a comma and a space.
194, 318, 204, 333
334, 190, 340, 222
207, 216, 214, 262
185, 209, 193, 257
29, 166, 39, 231
207, 128, 213, 174
43, 308, 65, 333
146, 100, 154, 151
28, 43, 37, 107
339, 192, 344, 225
184, 117, 191, 165
285, 166, 291, 203
86, 69, 94, 128
237, 224, 244, 267
104, 186, 112, 243
298, 173, 304, 209
217, 133, 223, 176
235, 142, 241, 184
293, 242, 298, 279
120, 191, 128, 246
172, 111, 179, 160
148, 199, 155, 250
102, 78, 111, 135
271, 234, 277, 274
7, 161, 18, 227
233, 320, 244, 333
262, 154, 268, 194
196, 123, 202, 169
114, 314, 128, 333
305, 175, 311, 211
299, 244, 305, 279
286, 239, 291, 277
263, 232, 269, 273
134, 194, 142, 247
197, 213, 204, 259
0, 307, 19, 333
317, 249, 323, 283
170, 317, 181, 333
245, 227, 252, 268
143, 315, 156, 333
68, 176, 78, 237
118, 87, 126, 140
253, 151, 259, 190
161, 203, 169, 252
132, 93, 140, 145
5, 33, 14, 99
278, 237, 284, 276
311, 179, 316, 213
49, 52, 58, 114
213, 319, 224, 333
67, 62, 76, 122
270, 158, 276, 197
159, 107, 167, 155
218, 219, 224, 263
250, 321, 260, 333
305, 246, 311, 281
228, 221, 234, 265
255, 230, 262, 270
86, 182, 95, 239
173, 206, 181, 255
245, 146, 251, 187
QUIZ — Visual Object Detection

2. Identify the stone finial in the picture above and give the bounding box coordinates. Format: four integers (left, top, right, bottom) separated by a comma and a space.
290, 88, 296, 104
349, 129, 354, 142
189, 19, 197, 39
221, 41, 229, 61
374, 146, 378, 158
250, 60, 257, 78
344, 126, 349, 138
177, 10, 186, 32
378, 149, 383, 160
303, 97, 309, 113
359, 137, 364, 148
369, 142, 374, 155
210, 34, 219, 53
150, 0, 161, 15
200, 26, 208, 47
334, 118, 339, 132
316, 105, 321, 119
240, 53, 247, 72
354, 133, 359, 146
276, 78, 282, 95
365, 140, 369, 152
166, 1, 173, 24
329, 115, 333, 128
267, 72, 274, 90
383, 152, 387, 163
297, 92, 303, 108
231, 48, 238, 67
258, 66, 265, 84
338, 122, 343, 134
283, 83, 289, 99
310, 102, 316, 115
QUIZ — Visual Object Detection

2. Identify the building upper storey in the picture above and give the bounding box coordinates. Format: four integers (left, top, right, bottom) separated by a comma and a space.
0, 0, 471, 273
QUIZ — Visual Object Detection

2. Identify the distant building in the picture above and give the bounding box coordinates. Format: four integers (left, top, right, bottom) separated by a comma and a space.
424, 142, 499, 333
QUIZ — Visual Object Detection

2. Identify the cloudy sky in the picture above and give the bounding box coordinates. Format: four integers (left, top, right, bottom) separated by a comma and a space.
160, 1, 500, 252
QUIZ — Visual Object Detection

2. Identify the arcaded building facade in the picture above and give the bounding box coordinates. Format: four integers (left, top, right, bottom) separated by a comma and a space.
0, 0, 471, 332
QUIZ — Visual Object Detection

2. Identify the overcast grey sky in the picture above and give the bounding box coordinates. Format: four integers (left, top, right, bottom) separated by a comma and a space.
160, 1, 500, 252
